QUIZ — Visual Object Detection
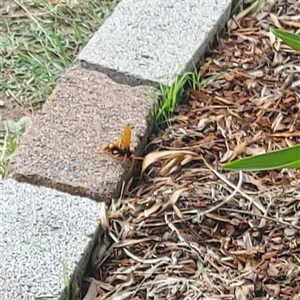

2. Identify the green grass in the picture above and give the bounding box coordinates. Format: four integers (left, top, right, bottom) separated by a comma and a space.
0, 0, 118, 106
61, 261, 80, 300
34, 260, 79, 300
230, 0, 246, 16
0, 117, 32, 178
151, 69, 224, 126
0, 0, 118, 179
150, 73, 190, 125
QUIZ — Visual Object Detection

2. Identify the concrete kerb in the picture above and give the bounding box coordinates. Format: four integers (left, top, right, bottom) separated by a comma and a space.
0, 179, 101, 300
1, 0, 233, 299
78, 0, 232, 87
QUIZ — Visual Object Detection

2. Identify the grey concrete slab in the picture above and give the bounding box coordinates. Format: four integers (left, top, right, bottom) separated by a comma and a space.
7, 66, 154, 202
0, 179, 100, 300
78, 0, 232, 87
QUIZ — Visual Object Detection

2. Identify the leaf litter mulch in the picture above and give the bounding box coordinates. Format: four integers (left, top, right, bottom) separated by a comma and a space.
82, 1, 300, 300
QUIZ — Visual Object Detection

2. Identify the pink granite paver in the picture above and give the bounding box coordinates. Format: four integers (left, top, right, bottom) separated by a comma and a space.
7, 66, 154, 202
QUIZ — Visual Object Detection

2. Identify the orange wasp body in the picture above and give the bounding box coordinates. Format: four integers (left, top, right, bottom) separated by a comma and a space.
100, 124, 132, 160
98, 124, 143, 166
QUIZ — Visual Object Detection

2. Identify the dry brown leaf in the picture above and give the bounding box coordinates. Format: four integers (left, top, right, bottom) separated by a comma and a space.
245, 146, 266, 156
235, 285, 254, 300
141, 150, 197, 173
157, 187, 189, 215
82, 279, 99, 300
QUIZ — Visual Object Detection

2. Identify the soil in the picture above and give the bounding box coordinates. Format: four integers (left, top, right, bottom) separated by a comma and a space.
0, 1, 32, 122
0, 92, 29, 121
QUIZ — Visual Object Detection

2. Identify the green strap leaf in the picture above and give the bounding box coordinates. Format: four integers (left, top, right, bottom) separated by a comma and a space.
222, 145, 300, 171
272, 29, 300, 52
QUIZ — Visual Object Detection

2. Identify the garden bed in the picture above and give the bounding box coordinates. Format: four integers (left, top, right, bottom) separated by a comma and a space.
82, 1, 300, 299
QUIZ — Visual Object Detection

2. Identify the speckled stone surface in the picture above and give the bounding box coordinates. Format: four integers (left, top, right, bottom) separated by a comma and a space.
78, 0, 232, 86
7, 66, 153, 201
0, 179, 100, 300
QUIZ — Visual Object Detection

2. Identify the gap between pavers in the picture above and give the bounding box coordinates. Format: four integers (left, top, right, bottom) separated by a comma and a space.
0, 179, 100, 300
78, 0, 232, 87
7, 66, 154, 202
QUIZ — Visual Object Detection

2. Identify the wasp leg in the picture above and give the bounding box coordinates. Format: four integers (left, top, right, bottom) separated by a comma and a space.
122, 153, 128, 164
128, 157, 135, 175
132, 155, 144, 161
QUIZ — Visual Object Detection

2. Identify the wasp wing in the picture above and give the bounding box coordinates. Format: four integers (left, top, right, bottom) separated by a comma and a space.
119, 124, 132, 149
